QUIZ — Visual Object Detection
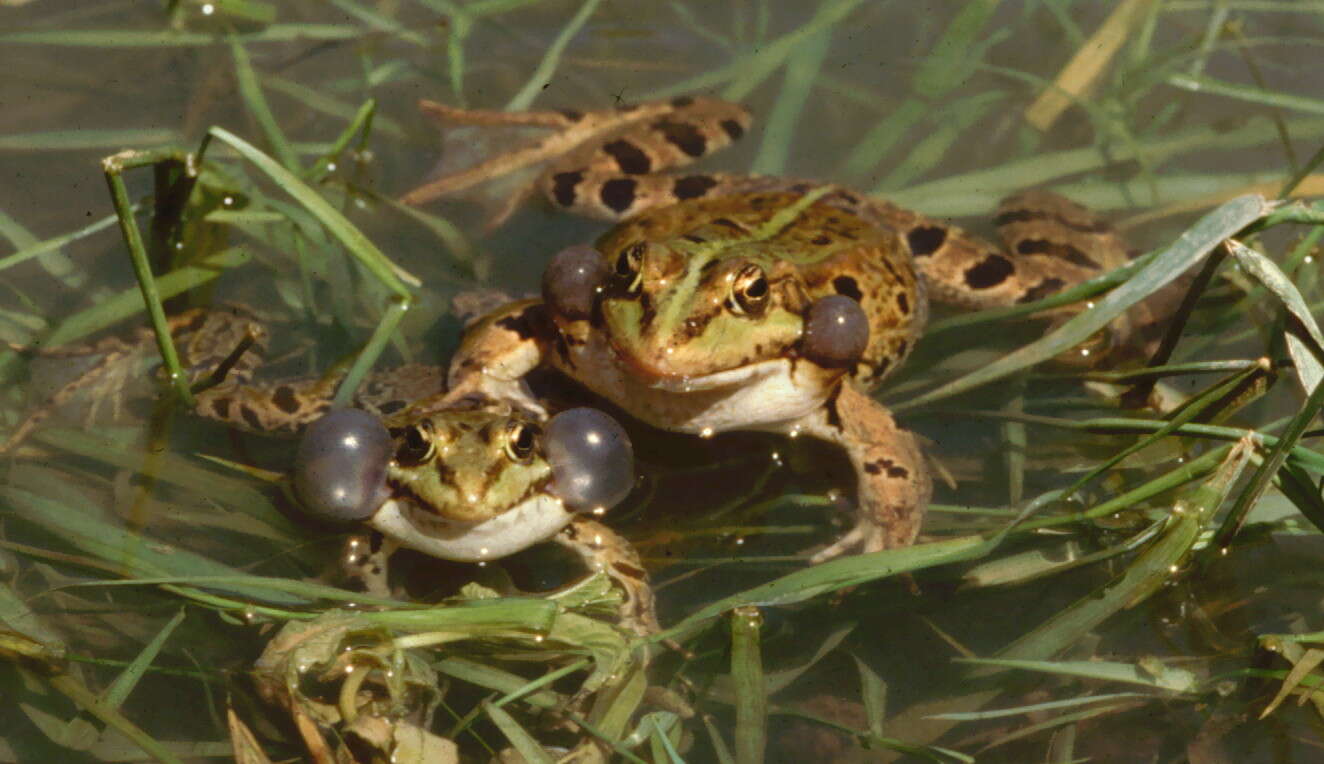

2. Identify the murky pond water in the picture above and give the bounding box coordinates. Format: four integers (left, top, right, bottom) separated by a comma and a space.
3, 2, 1324, 761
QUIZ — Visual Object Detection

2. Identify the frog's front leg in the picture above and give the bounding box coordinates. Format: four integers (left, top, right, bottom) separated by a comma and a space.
446, 299, 549, 417
790, 383, 931, 562
555, 516, 659, 637
339, 533, 398, 598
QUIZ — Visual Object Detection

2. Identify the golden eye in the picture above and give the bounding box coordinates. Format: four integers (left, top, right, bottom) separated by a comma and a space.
505, 421, 540, 463
393, 421, 435, 466
614, 242, 645, 283
730, 264, 770, 315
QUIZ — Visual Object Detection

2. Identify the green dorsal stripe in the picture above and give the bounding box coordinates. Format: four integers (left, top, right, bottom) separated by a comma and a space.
745, 185, 836, 242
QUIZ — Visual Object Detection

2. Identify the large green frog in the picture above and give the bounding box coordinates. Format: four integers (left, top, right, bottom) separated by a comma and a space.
407, 96, 1143, 560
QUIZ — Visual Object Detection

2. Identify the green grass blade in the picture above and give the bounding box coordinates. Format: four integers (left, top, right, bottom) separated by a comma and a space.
929, 691, 1151, 721
0, 129, 179, 151
666, 535, 991, 635
505, 0, 604, 111
853, 654, 888, 739
749, 27, 829, 176
102, 149, 195, 405
0, 26, 363, 46
0, 206, 140, 275
205, 127, 418, 295
100, 609, 187, 710
1, 486, 309, 607
703, 715, 736, 764
230, 38, 300, 172
1169, 71, 1324, 116
730, 607, 766, 764
484, 700, 555, 764
953, 658, 1198, 693
43, 247, 251, 347
1226, 238, 1324, 392
44, 673, 185, 764
1001, 439, 1254, 662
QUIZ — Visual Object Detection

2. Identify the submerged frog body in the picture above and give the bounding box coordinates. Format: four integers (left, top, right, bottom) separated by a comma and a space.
410, 96, 1149, 559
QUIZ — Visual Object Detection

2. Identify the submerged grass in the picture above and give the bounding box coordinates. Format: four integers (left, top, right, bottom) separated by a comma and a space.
3, 1, 1324, 761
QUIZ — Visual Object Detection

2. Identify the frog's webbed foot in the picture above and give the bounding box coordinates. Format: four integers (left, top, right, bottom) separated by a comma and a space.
553, 516, 659, 638
791, 383, 932, 563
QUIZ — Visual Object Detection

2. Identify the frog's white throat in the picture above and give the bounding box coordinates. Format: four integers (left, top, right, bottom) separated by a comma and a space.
370, 495, 573, 562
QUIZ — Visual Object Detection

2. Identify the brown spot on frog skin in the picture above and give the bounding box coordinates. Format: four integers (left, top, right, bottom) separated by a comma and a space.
673, 175, 718, 200
1017, 277, 1066, 304
963, 254, 1015, 289
995, 207, 1112, 234
653, 119, 707, 157
551, 170, 584, 207
824, 386, 845, 431
907, 225, 948, 257
832, 276, 863, 301
240, 405, 262, 431
273, 385, 300, 414
720, 119, 744, 140
603, 139, 652, 175
864, 459, 909, 478
495, 312, 535, 341
211, 397, 231, 419
896, 292, 910, 314
1016, 238, 1102, 270
600, 178, 639, 214
182, 311, 209, 334
670, 95, 694, 108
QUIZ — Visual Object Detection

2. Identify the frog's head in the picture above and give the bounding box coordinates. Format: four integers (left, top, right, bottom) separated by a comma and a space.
542, 227, 873, 389
609, 239, 816, 384
385, 403, 553, 527
293, 404, 635, 564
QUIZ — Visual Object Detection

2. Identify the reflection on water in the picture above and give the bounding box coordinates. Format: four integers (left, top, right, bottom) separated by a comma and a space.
3, 1, 1324, 761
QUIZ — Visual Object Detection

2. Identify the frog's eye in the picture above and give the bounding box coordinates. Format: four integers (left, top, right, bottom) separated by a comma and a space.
543, 245, 608, 320
730, 264, 770, 315
614, 242, 645, 283
393, 421, 435, 466
505, 421, 540, 463
545, 408, 635, 512
800, 295, 870, 368
293, 408, 392, 522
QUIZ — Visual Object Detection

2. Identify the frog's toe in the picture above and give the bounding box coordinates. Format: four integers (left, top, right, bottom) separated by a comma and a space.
808, 524, 867, 563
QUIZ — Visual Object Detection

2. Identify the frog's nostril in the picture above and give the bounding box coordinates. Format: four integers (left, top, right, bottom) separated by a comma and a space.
543, 244, 609, 320
800, 295, 869, 369
294, 408, 392, 522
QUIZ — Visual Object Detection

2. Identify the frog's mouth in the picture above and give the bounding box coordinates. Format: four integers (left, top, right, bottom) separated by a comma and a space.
606, 336, 778, 392
372, 492, 572, 562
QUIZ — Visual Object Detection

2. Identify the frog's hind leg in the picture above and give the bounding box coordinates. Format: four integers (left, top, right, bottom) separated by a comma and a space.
554, 516, 659, 637
0, 335, 145, 454
194, 363, 448, 435
789, 383, 932, 562
853, 190, 1130, 312
0, 307, 260, 453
